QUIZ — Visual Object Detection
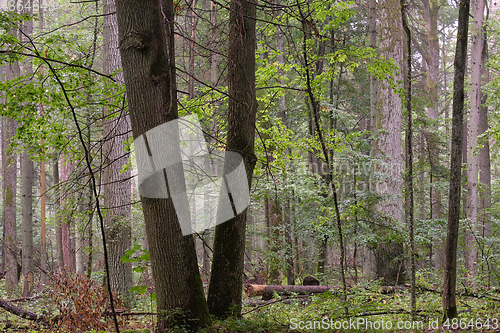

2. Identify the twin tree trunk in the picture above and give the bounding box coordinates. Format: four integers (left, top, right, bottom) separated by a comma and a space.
102, 0, 133, 307
114, 0, 211, 330
207, 0, 258, 318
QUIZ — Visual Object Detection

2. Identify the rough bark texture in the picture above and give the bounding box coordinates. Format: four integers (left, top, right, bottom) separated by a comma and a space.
102, 0, 133, 307
465, 0, 484, 280
442, 0, 470, 319
371, 0, 405, 285
114, 0, 211, 330
478, 32, 491, 241
3, 62, 20, 295
401, 1, 416, 318
422, 0, 444, 270
207, 0, 258, 318
21, 152, 34, 297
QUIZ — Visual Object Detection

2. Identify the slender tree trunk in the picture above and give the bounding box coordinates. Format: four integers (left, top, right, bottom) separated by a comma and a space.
61, 157, 75, 270
39, 0, 47, 288
207, 0, 258, 318
188, 0, 197, 98
114, 0, 211, 330
401, 0, 416, 319
103, 0, 133, 307
21, 152, 34, 297
465, 0, 484, 281
364, 0, 377, 279
442, 0, 470, 319
478, 30, 491, 240
53, 158, 63, 269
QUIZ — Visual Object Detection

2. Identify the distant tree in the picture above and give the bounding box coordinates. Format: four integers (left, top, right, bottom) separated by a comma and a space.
102, 0, 133, 307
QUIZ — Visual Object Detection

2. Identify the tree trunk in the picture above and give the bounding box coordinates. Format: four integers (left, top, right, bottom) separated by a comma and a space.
364, 0, 378, 280
60, 157, 75, 271
442, 0, 470, 319
371, 0, 405, 285
422, 0, 444, 271
188, 0, 196, 98
465, 0, 484, 281
102, 0, 133, 307
114, 0, 211, 330
478, 29, 491, 242
21, 152, 34, 297
75, 202, 86, 276
53, 158, 64, 269
401, 1, 416, 318
478, 33, 491, 284
207, 0, 258, 318
3, 64, 20, 296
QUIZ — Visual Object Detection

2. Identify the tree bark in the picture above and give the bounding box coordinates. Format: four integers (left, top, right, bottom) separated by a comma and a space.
207, 0, 258, 318
465, 0, 484, 281
371, 0, 405, 285
60, 157, 75, 271
102, 0, 133, 307
478, 30, 491, 240
53, 158, 64, 269
442, 0, 470, 319
422, 0, 444, 271
114, 0, 211, 330
3, 65, 19, 296
21, 152, 34, 297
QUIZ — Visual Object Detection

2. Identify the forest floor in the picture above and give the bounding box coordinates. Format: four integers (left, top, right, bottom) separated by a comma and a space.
1, 270, 499, 332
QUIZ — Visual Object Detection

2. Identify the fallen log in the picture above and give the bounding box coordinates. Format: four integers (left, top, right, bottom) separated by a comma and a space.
245, 284, 341, 299
380, 286, 409, 294
0, 299, 47, 324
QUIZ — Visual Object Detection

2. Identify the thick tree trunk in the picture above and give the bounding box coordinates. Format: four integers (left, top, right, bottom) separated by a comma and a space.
3, 60, 20, 295
114, 0, 211, 330
371, 0, 405, 285
465, 0, 484, 281
102, 0, 133, 307
442, 0, 470, 319
207, 0, 257, 318
422, 0, 444, 271
478, 35, 491, 283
